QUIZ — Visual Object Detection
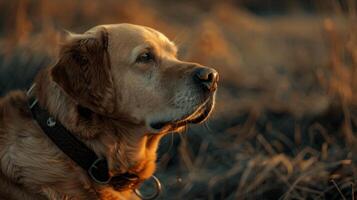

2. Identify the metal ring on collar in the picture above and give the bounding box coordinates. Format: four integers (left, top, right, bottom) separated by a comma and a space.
134, 175, 162, 200
88, 158, 111, 184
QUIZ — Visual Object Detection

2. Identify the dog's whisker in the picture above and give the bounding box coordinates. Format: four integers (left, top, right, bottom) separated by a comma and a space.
167, 132, 175, 153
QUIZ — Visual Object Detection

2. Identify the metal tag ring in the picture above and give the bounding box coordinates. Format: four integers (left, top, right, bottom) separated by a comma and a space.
134, 175, 162, 200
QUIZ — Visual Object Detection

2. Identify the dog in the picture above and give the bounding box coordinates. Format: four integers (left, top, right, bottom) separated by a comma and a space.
0, 23, 218, 200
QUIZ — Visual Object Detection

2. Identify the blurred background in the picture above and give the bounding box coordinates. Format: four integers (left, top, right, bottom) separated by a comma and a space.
0, 0, 356, 199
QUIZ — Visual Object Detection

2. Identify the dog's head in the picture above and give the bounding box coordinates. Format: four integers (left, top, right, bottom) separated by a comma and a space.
52, 23, 218, 134
49, 24, 218, 185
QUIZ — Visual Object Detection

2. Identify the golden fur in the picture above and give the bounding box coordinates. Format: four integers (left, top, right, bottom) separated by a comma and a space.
0, 24, 217, 199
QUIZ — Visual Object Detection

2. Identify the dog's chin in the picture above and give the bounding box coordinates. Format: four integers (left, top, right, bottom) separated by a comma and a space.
149, 96, 215, 133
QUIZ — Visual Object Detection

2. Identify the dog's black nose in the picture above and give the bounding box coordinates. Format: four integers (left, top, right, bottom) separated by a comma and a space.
194, 67, 219, 92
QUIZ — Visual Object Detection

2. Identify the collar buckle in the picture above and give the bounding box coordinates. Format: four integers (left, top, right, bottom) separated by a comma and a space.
88, 158, 111, 184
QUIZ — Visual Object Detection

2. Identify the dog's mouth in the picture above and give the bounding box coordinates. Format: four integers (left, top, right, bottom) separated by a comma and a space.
149, 95, 215, 131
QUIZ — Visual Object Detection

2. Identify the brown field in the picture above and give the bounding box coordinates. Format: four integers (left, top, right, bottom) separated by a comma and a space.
0, 0, 356, 199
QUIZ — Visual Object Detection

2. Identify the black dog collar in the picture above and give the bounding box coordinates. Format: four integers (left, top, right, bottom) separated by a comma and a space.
28, 96, 113, 182
27, 97, 141, 190
26, 85, 162, 199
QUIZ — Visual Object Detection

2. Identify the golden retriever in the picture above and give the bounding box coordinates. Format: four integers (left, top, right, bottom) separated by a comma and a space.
0, 23, 218, 200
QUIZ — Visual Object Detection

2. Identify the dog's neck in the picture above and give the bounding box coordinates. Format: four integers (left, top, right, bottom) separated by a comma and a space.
33, 67, 163, 180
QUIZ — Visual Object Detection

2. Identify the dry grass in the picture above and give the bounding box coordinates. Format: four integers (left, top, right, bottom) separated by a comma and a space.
0, 0, 356, 199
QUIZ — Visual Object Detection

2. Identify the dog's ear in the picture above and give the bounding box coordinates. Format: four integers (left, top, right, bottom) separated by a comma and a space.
51, 29, 115, 115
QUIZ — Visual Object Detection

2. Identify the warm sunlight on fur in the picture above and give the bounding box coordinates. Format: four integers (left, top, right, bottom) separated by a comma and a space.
0, 23, 218, 199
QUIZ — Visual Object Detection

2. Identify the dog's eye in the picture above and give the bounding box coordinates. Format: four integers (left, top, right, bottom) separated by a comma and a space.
136, 52, 155, 63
